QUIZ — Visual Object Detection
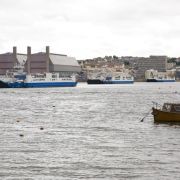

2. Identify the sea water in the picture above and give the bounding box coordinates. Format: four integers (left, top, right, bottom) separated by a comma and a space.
0, 82, 180, 179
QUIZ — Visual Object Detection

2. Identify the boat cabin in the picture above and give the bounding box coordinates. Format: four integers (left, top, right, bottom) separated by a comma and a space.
162, 103, 180, 113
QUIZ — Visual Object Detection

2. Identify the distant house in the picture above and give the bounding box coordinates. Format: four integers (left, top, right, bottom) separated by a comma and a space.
0, 47, 26, 75
25, 46, 81, 75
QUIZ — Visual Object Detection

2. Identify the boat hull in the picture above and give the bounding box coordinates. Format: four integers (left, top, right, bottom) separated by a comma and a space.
87, 79, 104, 84
87, 79, 134, 84
147, 79, 175, 82
0, 81, 24, 88
0, 81, 77, 88
0, 80, 10, 88
24, 82, 77, 88
103, 80, 134, 84
152, 108, 180, 123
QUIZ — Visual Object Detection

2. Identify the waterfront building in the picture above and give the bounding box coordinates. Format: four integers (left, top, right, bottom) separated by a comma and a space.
0, 46, 81, 76
25, 46, 81, 76
135, 56, 167, 81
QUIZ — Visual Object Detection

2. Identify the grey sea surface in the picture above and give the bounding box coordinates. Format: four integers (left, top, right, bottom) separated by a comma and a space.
0, 82, 180, 180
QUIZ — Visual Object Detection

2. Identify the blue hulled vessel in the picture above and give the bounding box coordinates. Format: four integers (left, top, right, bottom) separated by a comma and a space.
87, 71, 134, 84
0, 72, 77, 88
145, 69, 176, 82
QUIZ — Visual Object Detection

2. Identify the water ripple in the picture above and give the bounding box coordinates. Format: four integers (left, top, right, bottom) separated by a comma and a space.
0, 82, 180, 179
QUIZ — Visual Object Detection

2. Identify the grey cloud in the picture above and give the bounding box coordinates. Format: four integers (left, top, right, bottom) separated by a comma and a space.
0, 0, 180, 58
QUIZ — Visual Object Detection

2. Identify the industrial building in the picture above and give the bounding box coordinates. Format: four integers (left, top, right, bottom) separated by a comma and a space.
0, 47, 27, 75
0, 46, 81, 76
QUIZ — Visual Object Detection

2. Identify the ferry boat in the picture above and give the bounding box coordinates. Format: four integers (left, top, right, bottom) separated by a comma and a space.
145, 69, 175, 82
0, 72, 77, 88
87, 72, 134, 84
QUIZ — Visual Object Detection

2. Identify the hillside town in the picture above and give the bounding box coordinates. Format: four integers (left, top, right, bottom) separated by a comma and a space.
0, 46, 179, 83
78, 55, 179, 81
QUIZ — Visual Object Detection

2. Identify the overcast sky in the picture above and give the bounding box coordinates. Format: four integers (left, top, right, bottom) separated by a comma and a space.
0, 0, 180, 59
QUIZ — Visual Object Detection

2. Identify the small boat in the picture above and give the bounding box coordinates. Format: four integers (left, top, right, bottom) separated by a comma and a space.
152, 102, 180, 123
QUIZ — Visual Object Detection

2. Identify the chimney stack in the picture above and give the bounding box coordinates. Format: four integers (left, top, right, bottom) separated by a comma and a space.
13, 46, 17, 57
27, 46, 31, 55
46, 46, 50, 72
46, 46, 50, 56
27, 46, 31, 74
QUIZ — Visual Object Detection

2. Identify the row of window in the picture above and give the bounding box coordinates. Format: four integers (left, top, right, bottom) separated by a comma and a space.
31, 78, 72, 81
115, 77, 132, 80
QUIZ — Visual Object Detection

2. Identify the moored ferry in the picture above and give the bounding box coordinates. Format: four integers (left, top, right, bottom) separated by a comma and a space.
145, 69, 175, 82
0, 72, 77, 88
24, 73, 77, 88
87, 72, 134, 84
